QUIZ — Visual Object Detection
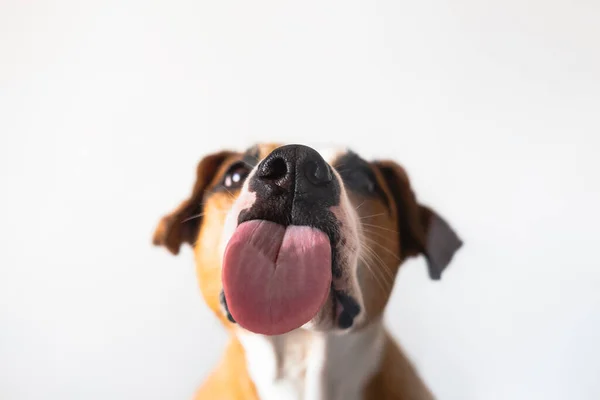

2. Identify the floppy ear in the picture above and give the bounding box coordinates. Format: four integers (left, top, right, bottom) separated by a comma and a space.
374, 161, 463, 280
153, 151, 234, 255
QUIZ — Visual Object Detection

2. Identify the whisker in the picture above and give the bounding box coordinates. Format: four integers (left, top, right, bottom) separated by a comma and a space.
361, 223, 400, 235
239, 160, 256, 169
361, 250, 397, 280
360, 255, 394, 290
360, 239, 394, 279
357, 212, 386, 220
362, 236, 398, 254
360, 242, 400, 278
354, 200, 366, 211
360, 242, 396, 282
364, 242, 401, 275
358, 253, 389, 291
222, 187, 237, 199
182, 213, 204, 223
181, 209, 229, 224
360, 227, 398, 244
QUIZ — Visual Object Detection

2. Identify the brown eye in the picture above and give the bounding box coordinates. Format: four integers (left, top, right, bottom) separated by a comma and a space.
223, 163, 250, 189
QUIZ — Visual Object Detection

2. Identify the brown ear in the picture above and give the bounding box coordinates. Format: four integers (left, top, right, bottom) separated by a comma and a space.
153, 151, 234, 255
374, 161, 463, 280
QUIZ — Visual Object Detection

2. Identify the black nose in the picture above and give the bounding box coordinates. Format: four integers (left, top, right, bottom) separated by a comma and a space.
256, 144, 333, 190
240, 144, 341, 228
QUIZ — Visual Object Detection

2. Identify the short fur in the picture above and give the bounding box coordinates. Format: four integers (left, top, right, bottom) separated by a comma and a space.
153, 143, 462, 399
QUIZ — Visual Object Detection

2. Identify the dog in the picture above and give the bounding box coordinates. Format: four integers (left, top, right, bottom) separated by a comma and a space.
153, 143, 462, 400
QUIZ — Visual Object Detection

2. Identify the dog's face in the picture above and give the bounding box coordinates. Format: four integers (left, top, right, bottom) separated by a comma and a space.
154, 144, 462, 335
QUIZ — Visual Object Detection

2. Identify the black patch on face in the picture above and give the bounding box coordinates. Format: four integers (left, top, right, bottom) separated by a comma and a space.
242, 145, 261, 168
335, 291, 360, 329
220, 290, 236, 323
334, 151, 389, 207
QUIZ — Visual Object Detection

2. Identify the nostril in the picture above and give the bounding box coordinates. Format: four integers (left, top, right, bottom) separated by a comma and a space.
304, 161, 333, 185
258, 156, 288, 180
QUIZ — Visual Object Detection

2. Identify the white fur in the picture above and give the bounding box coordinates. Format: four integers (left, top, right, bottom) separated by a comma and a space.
238, 322, 385, 400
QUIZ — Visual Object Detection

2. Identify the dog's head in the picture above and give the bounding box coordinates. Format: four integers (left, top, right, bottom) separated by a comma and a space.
153, 144, 462, 335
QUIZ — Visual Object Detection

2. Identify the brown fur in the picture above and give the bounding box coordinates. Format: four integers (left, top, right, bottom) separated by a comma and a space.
153, 151, 238, 255
154, 145, 459, 400
363, 334, 434, 400
193, 337, 259, 400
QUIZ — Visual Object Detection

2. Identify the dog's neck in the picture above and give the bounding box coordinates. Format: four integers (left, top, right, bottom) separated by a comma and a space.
236, 320, 386, 400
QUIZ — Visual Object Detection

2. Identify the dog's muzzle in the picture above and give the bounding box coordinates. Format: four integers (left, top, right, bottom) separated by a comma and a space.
220, 145, 361, 335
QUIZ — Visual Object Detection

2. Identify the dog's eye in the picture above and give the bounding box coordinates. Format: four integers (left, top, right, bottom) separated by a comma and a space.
347, 169, 376, 194
223, 162, 250, 189
357, 171, 376, 193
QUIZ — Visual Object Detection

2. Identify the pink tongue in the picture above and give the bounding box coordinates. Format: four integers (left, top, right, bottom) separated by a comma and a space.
222, 220, 332, 335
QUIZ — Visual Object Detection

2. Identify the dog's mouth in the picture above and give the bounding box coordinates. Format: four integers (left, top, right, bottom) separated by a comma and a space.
222, 220, 333, 336
217, 145, 364, 335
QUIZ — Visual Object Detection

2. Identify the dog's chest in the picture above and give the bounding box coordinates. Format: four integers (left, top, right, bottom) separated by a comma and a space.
238, 330, 317, 400
237, 326, 384, 400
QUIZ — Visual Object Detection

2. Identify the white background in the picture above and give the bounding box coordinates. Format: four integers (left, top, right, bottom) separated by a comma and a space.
1, 1, 599, 399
